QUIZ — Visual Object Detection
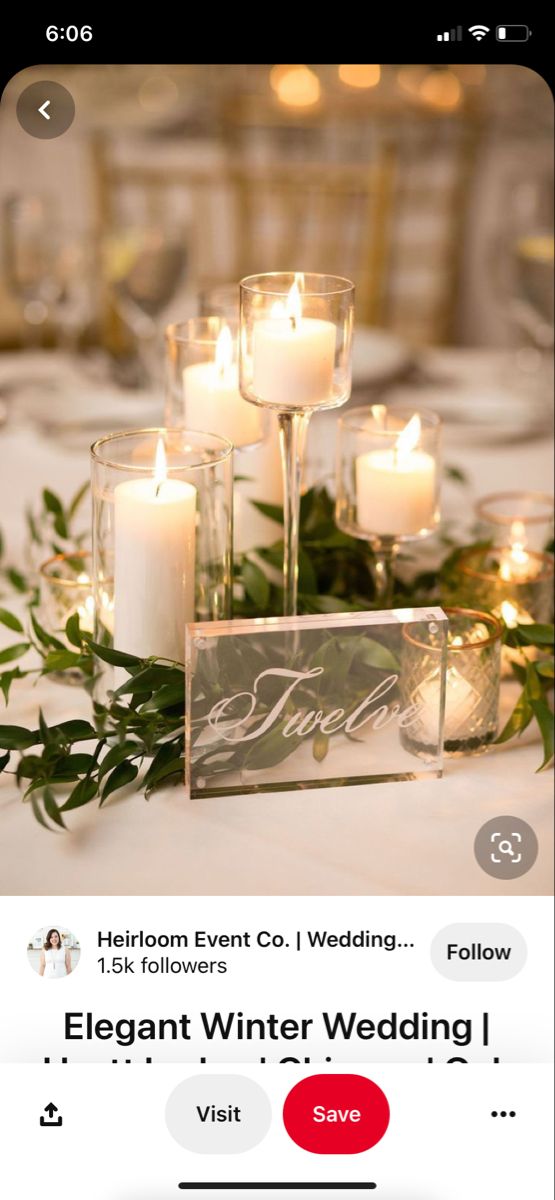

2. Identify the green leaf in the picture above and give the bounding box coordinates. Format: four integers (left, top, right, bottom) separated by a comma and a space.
42, 650, 82, 673
536, 658, 555, 679
112, 665, 183, 698
0, 668, 25, 703
444, 464, 468, 484
250, 500, 283, 524
65, 613, 83, 648
144, 757, 184, 794
143, 741, 181, 790
100, 760, 139, 805
139, 681, 184, 711
61, 753, 96, 773
0, 725, 39, 750
0, 608, 24, 633
0, 642, 30, 665
242, 559, 271, 610
59, 777, 98, 812
30, 611, 65, 651
0, 750, 10, 772
53, 511, 69, 539
529, 694, 554, 771
42, 488, 64, 516
516, 624, 554, 648
43, 787, 67, 830
6, 567, 28, 593
98, 741, 142, 780
53, 720, 98, 742
88, 641, 143, 669
356, 637, 400, 673
38, 709, 51, 745
495, 691, 534, 745
30, 794, 56, 832
312, 731, 329, 762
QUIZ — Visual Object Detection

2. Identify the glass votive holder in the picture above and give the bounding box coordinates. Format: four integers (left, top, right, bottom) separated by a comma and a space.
475, 491, 554, 552
401, 607, 503, 757
39, 550, 97, 685
456, 545, 554, 625
335, 404, 442, 606
198, 282, 239, 321
239, 272, 354, 413
91, 428, 233, 694
165, 317, 265, 449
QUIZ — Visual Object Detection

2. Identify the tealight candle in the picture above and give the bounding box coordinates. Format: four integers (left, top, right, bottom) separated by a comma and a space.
416, 664, 479, 745
355, 414, 436, 536
499, 521, 542, 583
114, 437, 196, 663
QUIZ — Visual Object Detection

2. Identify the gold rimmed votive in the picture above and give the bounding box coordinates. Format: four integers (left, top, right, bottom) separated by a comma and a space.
401, 607, 503, 757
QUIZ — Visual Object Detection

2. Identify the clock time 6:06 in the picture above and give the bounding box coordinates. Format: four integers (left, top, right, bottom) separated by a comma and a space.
46, 25, 93, 41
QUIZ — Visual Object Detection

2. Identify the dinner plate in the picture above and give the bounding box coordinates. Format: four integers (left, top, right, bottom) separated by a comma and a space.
352, 325, 411, 386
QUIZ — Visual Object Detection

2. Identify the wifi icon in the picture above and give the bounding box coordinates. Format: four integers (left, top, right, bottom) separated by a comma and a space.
468, 24, 490, 39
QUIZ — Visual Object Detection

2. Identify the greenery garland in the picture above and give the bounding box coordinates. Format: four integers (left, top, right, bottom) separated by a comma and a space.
0, 480, 553, 831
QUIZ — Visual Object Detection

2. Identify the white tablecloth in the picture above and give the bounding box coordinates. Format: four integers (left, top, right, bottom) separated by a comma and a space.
0, 353, 553, 896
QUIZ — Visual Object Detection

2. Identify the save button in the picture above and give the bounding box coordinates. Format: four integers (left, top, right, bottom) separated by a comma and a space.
283, 1074, 389, 1154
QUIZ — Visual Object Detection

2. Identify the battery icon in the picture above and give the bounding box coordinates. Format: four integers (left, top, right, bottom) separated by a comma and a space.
496, 25, 531, 40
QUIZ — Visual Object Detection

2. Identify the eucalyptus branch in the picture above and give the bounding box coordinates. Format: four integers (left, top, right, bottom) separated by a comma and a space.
0, 481, 553, 831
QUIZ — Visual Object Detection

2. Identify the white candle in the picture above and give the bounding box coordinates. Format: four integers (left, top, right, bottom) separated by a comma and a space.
415, 664, 479, 745
183, 326, 262, 447
356, 414, 436, 537
114, 438, 196, 663
499, 521, 539, 582
252, 279, 336, 408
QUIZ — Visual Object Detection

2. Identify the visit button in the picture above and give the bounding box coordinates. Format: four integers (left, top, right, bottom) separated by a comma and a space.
283, 1074, 390, 1154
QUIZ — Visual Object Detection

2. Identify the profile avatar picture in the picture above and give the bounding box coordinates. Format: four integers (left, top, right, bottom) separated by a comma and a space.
27, 925, 81, 979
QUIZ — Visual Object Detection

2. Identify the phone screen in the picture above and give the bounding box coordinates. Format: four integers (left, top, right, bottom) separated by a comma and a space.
0, 21, 553, 1199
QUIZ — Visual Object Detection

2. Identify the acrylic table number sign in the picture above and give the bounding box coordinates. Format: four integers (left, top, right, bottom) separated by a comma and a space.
185, 608, 448, 798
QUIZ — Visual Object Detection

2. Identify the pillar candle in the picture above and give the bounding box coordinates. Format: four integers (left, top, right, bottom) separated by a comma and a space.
114, 442, 196, 663
252, 282, 335, 408
356, 414, 436, 537
183, 327, 262, 447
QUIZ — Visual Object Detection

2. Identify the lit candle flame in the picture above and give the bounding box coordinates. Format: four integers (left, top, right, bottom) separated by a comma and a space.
215, 325, 233, 376
154, 436, 167, 498
396, 413, 421, 462
286, 276, 303, 330
371, 403, 387, 428
500, 518, 530, 581
500, 599, 520, 628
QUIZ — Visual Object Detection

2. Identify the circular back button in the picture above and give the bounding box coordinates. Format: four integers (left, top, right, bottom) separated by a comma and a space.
283, 1074, 390, 1155
17, 82, 75, 139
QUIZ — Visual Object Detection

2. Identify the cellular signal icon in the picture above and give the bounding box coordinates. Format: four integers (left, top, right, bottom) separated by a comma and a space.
468, 24, 490, 39
437, 26, 463, 40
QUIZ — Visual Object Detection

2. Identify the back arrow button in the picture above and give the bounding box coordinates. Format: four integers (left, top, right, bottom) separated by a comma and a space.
16, 81, 75, 139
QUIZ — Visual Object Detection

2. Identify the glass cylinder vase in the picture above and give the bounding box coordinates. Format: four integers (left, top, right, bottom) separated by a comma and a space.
91, 428, 233, 693
165, 317, 265, 449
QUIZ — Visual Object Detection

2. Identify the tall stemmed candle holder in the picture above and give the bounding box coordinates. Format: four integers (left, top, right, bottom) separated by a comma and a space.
335, 405, 442, 607
239, 272, 354, 616
91, 428, 233, 697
